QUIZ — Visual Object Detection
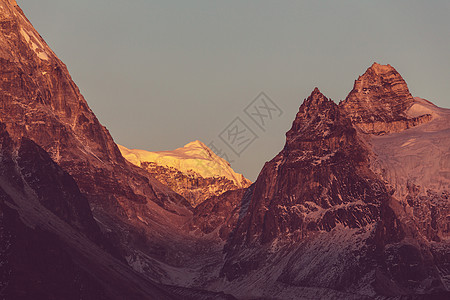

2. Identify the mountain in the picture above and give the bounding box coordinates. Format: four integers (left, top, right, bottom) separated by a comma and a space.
0, 2, 239, 298
0, 0, 199, 279
0, 0, 190, 210
0, 122, 175, 299
0, 2, 242, 298
0, 1, 448, 298
119, 141, 251, 207
209, 66, 449, 299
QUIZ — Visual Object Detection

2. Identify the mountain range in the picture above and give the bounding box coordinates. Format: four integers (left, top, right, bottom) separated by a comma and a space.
0, 1, 448, 299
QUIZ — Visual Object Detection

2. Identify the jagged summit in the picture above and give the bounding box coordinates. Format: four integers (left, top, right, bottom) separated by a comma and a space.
220, 68, 449, 297
368, 62, 395, 74
340, 63, 432, 134
285, 88, 351, 145
302, 87, 331, 107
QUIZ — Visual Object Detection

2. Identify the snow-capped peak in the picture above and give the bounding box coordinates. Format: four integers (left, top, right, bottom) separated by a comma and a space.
118, 141, 251, 188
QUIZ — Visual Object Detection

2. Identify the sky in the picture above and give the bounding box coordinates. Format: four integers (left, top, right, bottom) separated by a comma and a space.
19, 0, 450, 181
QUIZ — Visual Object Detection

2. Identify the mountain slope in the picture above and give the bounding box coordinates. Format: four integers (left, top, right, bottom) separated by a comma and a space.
119, 141, 251, 207
213, 69, 449, 299
0, 122, 175, 300
0, 0, 189, 212
0, 3, 241, 298
0, 0, 201, 279
371, 97, 450, 242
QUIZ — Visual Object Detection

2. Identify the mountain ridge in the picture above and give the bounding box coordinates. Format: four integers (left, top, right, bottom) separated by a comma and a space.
119, 141, 251, 207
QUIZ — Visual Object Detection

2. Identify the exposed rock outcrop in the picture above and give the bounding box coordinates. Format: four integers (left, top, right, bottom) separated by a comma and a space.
340, 63, 432, 134
0, 0, 188, 215
219, 87, 448, 298
225, 88, 387, 247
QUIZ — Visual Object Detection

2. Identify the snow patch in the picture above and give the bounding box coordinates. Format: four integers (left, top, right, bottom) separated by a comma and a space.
20, 27, 49, 61
400, 138, 416, 148
312, 151, 336, 166
371, 98, 450, 199
137, 216, 148, 225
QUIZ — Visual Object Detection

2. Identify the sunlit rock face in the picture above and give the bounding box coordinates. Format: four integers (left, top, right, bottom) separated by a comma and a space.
0, 0, 189, 216
340, 63, 432, 134
119, 141, 251, 207
218, 85, 449, 299
0, 0, 194, 289
225, 88, 388, 247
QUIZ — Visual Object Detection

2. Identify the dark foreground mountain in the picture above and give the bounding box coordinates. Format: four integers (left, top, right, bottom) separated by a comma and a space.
0, 123, 175, 299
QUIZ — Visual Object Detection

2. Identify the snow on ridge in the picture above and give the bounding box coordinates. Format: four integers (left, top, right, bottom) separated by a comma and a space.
371, 97, 450, 198
19, 27, 49, 61
118, 141, 250, 187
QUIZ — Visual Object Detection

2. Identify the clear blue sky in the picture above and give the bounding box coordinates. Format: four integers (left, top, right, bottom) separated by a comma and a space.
19, 0, 450, 180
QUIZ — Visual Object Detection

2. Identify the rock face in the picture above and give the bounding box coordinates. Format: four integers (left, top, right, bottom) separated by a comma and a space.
340, 63, 432, 134
0, 123, 175, 300
0, 3, 243, 299
218, 86, 449, 299
0, 123, 102, 242
119, 141, 251, 207
0, 0, 188, 214
225, 88, 387, 247
0, 0, 199, 276
190, 188, 249, 240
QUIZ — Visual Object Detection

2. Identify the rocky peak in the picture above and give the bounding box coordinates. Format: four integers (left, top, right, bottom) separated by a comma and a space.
287, 88, 337, 137
223, 88, 383, 252
345, 62, 414, 110
367, 61, 395, 74
303, 87, 329, 106
340, 62, 431, 134
285, 88, 354, 152
220, 78, 448, 297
